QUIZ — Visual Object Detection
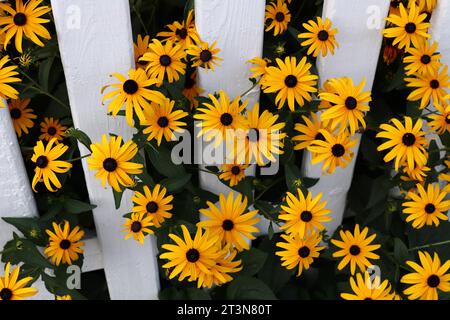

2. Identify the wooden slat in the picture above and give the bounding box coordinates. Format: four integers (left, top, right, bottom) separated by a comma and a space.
51, 0, 159, 300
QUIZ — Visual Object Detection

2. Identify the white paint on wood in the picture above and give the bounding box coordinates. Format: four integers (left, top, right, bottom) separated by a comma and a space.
302, 0, 390, 235
51, 0, 159, 300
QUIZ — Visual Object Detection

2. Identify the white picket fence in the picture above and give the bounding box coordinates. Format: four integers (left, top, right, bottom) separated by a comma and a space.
0, 0, 447, 300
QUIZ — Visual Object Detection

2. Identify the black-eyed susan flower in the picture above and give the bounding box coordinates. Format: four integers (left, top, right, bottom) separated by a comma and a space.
383, 2, 430, 49
0, 263, 37, 300
8, 98, 36, 137
160, 225, 220, 282
102, 68, 166, 127
197, 247, 242, 288
383, 38, 401, 65
234, 103, 286, 165
412, 0, 437, 13
279, 189, 331, 238
298, 17, 339, 57
265, 0, 291, 36
44, 221, 85, 266
404, 40, 441, 76
0, 55, 20, 107
87, 135, 143, 192
401, 251, 450, 300
0, 0, 51, 53
31, 138, 72, 192
186, 40, 222, 71
292, 112, 330, 151
194, 90, 248, 147
319, 77, 371, 134
141, 39, 186, 84
428, 103, 450, 135
183, 71, 203, 109
308, 130, 357, 174
401, 162, 430, 182
141, 98, 188, 146
157, 10, 199, 50
197, 192, 260, 251
248, 57, 271, 81
341, 272, 396, 300
123, 212, 154, 245
39, 117, 67, 142
402, 183, 450, 229
276, 232, 324, 276
262, 56, 318, 111
405, 65, 450, 109
219, 164, 248, 187
376, 116, 427, 171
331, 224, 381, 275
131, 184, 173, 228
134, 34, 151, 69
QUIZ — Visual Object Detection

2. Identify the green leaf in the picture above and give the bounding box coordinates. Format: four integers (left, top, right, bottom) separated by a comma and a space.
39, 55, 55, 91
66, 128, 92, 151
2, 217, 47, 246
41, 273, 86, 300
160, 173, 192, 193
226, 276, 277, 300
113, 189, 124, 210
393, 238, 411, 264
284, 163, 302, 193
63, 198, 96, 214
144, 144, 186, 178
1, 237, 53, 269
239, 248, 268, 276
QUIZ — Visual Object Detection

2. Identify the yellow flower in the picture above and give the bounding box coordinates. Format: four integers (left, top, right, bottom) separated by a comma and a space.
331, 224, 381, 275
44, 221, 85, 266
248, 57, 271, 81
141, 98, 188, 146
182, 71, 203, 109
186, 40, 222, 71
131, 184, 173, 228
102, 68, 166, 127
134, 34, 151, 69
404, 40, 441, 76
197, 192, 260, 251
39, 117, 67, 143
401, 251, 450, 300
219, 164, 248, 187
292, 112, 330, 151
262, 56, 318, 111
401, 162, 430, 182
341, 272, 396, 300
8, 98, 36, 137
383, 2, 430, 49
31, 139, 72, 192
275, 232, 324, 276
157, 10, 199, 50
402, 183, 450, 229
265, 0, 291, 36
0, 263, 37, 300
0, 55, 21, 107
411, 0, 437, 13
279, 189, 331, 238
141, 39, 186, 84
428, 103, 450, 135
123, 212, 154, 245
56, 295, 72, 300
376, 116, 427, 171
87, 135, 143, 192
197, 247, 242, 288
298, 17, 339, 57
0, 0, 51, 53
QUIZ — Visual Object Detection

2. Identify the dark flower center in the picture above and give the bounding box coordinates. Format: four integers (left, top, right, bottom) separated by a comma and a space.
123, 79, 139, 94
220, 113, 233, 126
137, 55, 148, 66
13, 13, 27, 26
298, 246, 310, 258
318, 30, 329, 41
284, 75, 298, 88
300, 210, 313, 222
36, 156, 49, 169
10, 108, 21, 119
420, 55, 431, 64
345, 97, 358, 110
275, 12, 285, 22
131, 221, 142, 233
424, 203, 436, 214
315, 133, 325, 141
430, 79, 440, 89
349, 245, 361, 256
103, 158, 118, 172
157, 116, 169, 128
0, 288, 13, 300
391, 0, 401, 8
186, 248, 200, 263
185, 77, 196, 89
446, 115, 450, 124
247, 128, 260, 142
424, 11, 432, 23
146, 201, 159, 213
160, 54, 172, 67
176, 27, 188, 39
59, 239, 71, 250
200, 50, 212, 63
405, 22, 417, 34
402, 133, 416, 146
47, 126, 57, 136
231, 166, 241, 175
222, 219, 234, 231
427, 275, 440, 288
331, 144, 345, 157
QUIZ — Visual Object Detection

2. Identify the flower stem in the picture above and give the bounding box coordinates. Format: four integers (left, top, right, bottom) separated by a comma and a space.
409, 239, 450, 252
